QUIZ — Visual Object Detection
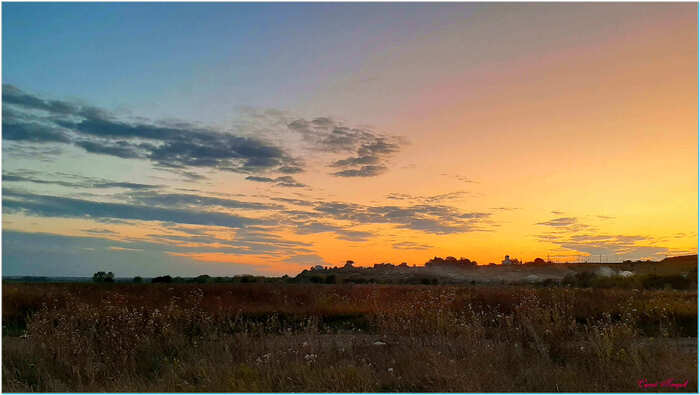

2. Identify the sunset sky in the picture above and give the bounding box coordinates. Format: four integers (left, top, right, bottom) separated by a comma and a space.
2, 3, 697, 277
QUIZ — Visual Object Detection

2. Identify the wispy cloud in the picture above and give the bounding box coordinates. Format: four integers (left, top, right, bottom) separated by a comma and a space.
245, 175, 306, 188
287, 116, 405, 178
3, 189, 269, 229
392, 241, 432, 250
386, 191, 468, 204
4, 169, 159, 190
536, 217, 578, 227
535, 215, 676, 260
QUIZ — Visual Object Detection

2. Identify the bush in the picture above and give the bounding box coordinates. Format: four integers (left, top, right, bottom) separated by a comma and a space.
562, 271, 595, 287
92, 271, 114, 283
151, 275, 173, 284
640, 274, 693, 290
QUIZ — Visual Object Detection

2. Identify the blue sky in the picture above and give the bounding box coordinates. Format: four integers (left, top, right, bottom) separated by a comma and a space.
3, 3, 466, 123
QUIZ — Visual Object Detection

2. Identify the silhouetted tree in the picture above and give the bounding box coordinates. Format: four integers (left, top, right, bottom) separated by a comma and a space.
133, 276, 143, 283
93, 271, 115, 283
151, 275, 173, 283
425, 256, 476, 268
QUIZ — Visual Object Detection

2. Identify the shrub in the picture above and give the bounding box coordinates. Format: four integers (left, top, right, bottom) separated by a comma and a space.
151, 275, 173, 283
92, 271, 115, 283
562, 271, 595, 287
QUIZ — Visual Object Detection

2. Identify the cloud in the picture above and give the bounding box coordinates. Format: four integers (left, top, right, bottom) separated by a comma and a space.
4, 85, 411, 182
440, 174, 477, 184
74, 140, 146, 159
286, 116, 404, 178
286, 195, 491, 237
245, 176, 275, 183
335, 229, 373, 242
3, 121, 71, 143
245, 175, 306, 188
145, 229, 312, 256
386, 191, 468, 204
96, 182, 158, 190
330, 155, 380, 167
294, 221, 340, 234
332, 165, 387, 177
3, 84, 79, 114
269, 197, 316, 207
108, 246, 143, 252
2, 142, 63, 162
536, 216, 596, 234
536, 217, 578, 227
82, 228, 118, 235
291, 221, 372, 242
277, 166, 304, 174
3, 170, 159, 190
3, 84, 300, 176
125, 190, 284, 211
392, 241, 432, 250
311, 201, 491, 234
3, 189, 267, 229
534, 215, 676, 260
274, 176, 306, 188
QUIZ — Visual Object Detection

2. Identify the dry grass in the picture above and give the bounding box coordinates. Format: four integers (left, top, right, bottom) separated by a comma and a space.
2, 283, 697, 392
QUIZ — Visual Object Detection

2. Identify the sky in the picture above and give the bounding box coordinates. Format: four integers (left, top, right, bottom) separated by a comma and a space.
2, 3, 697, 277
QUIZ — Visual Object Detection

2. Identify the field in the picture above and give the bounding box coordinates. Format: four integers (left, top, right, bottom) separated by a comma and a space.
2, 281, 697, 392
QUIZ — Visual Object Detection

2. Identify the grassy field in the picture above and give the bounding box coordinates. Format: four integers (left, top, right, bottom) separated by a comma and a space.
2, 282, 697, 392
